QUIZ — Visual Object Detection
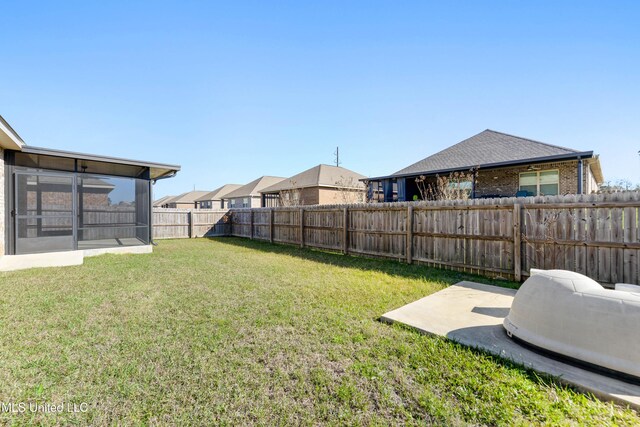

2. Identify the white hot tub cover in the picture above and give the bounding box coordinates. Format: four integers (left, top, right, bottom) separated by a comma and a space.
503, 269, 640, 380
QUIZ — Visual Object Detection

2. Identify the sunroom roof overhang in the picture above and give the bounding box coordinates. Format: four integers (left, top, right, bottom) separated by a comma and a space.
20, 146, 181, 179
364, 151, 594, 182
0, 116, 26, 150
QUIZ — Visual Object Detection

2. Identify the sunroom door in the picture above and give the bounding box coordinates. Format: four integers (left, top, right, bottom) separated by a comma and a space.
14, 171, 76, 254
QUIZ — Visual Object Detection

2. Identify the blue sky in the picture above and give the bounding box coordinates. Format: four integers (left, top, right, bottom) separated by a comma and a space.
1, 1, 639, 198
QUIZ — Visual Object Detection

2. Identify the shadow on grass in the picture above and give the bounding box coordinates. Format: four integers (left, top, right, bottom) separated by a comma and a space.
206, 236, 520, 289
207, 237, 613, 403
389, 321, 603, 403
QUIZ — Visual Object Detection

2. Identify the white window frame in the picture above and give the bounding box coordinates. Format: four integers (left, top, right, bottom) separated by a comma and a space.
519, 169, 559, 196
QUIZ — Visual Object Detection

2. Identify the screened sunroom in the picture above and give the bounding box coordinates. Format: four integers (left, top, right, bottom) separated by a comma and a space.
4, 146, 179, 255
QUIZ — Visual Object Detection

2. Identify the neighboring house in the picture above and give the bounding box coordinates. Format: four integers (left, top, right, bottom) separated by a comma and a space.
260, 164, 367, 207
194, 184, 242, 209
163, 191, 210, 209
0, 114, 179, 271
153, 195, 174, 208
222, 176, 285, 208
367, 129, 604, 202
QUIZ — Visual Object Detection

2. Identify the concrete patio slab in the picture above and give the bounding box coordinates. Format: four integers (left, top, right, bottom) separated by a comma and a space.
0, 250, 83, 272
381, 281, 640, 409
0, 245, 152, 272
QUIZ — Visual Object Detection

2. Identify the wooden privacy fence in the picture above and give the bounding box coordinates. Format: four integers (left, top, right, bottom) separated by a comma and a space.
153, 209, 230, 239
226, 191, 640, 286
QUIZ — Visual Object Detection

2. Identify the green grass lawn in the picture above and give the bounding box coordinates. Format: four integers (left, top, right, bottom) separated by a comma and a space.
0, 238, 638, 425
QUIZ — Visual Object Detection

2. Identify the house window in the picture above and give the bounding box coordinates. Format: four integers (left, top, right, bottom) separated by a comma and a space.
229, 199, 236, 208
242, 197, 250, 208
368, 181, 384, 203
279, 190, 301, 206
447, 180, 473, 198
263, 193, 279, 208
519, 170, 559, 196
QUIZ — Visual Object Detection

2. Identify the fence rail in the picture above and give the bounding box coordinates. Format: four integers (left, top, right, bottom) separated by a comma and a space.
153, 209, 229, 239
151, 192, 640, 286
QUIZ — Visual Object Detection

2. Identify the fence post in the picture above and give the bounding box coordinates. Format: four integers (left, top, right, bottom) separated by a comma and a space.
188, 210, 194, 238
299, 208, 305, 248
250, 210, 254, 240
269, 209, 274, 243
406, 205, 414, 264
343, 207, 349, 254
513, 203, 522, 281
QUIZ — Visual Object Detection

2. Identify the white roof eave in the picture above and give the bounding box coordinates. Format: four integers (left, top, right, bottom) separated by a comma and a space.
0, 117, 26, 150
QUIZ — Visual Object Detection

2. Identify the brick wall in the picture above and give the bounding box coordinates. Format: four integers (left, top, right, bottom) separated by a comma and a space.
261, 188, 319, 206
318, 187, 366, 204
474, 160, 586, 197
226, 196, 262, 208
0, 148, 4, 256
274, 187, 367, 206
25, 190, 109, 210
259, 187, 366, 206
169, 202, 198, 209
300, 188, 319, 205
82, 192, 110, 208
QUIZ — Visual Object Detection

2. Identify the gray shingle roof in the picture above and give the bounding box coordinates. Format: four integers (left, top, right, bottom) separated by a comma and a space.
195, 184, 243, 202
260, 164, 366, 193
392, 129, 586, 176
222, 176, 286, 199
164, 191, 211, 205
153, 195, 174, 207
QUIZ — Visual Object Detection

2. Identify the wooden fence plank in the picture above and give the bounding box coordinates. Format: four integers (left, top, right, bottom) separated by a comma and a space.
299, 208, 305, 248
513, 203, 522, 281
343, 207, 349, 254
406, 205, 413, 264
269, 209, 274, 243
249, 210, 254, 240
158, 191, 640, 286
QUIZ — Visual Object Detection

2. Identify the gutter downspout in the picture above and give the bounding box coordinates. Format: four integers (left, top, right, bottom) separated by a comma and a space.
471, 167, 478, 199
577, 157, 583, 195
